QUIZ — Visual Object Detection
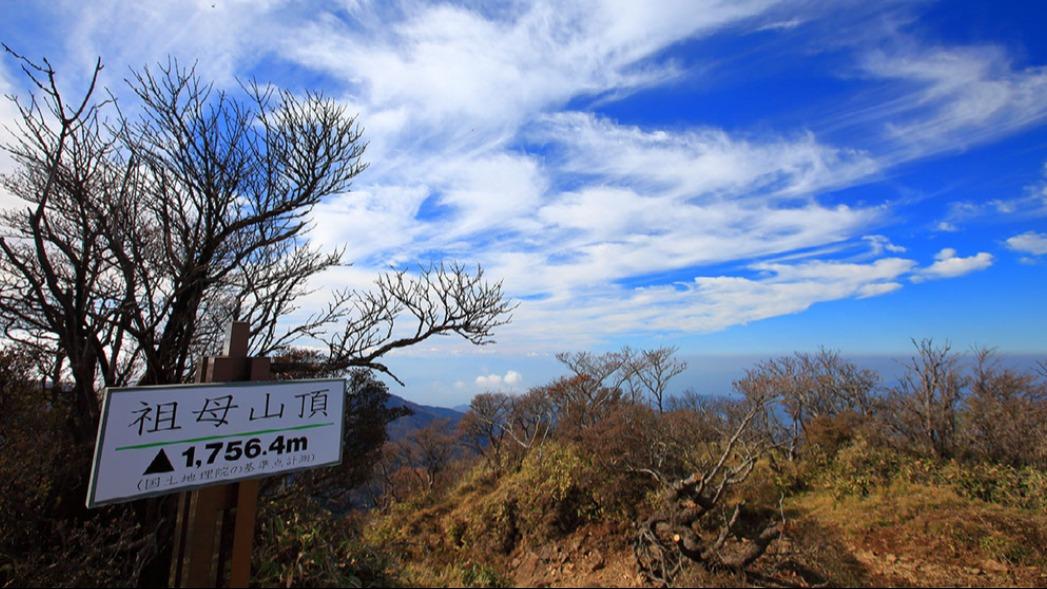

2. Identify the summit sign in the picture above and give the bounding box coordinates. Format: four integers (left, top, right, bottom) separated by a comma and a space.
87, 379, 345, 507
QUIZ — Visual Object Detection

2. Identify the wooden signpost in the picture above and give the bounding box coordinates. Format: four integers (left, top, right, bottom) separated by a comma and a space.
86, 322, 345, 588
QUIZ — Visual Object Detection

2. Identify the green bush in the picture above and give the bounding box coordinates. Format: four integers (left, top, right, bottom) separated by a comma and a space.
941, 462, 1047, 511
814, 435, 1047, 511
512, 444, 603, 536
450, 443, 607, 556
820, 436, 904, 498
979, 533, 1033, 566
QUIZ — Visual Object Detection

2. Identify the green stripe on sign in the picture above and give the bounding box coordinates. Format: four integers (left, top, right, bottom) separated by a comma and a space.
115, 422, 336, 451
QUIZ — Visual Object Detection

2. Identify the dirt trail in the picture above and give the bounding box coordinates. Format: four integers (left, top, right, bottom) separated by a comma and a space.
509, 525, 643, 588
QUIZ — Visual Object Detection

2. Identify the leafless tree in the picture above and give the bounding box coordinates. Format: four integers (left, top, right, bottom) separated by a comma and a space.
460, 388, 556, 467
964, 348, 1047, 467
0, 47, 120, 440
734, 349, 878, 460
629, 346, 687, 413
801, 349, 878, 417
633, 392, 784, 586
366, 442, 412, 509
0, 49, 514, 585
504, 387, 557, 457
396, 419, 456, 494
555, 349, 634, 389
883, 338, 966, 459
458, 392, 512, 466
0, 50, 514, 445
304, 262, 514, 384
551, 349, 633, 430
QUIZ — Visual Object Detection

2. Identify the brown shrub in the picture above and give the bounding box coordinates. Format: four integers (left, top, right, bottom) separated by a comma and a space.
0, 346, 157, 587
804, 410, 867, 457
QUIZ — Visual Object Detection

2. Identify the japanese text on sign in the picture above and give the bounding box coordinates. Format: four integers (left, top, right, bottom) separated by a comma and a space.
87, 379, 345, 507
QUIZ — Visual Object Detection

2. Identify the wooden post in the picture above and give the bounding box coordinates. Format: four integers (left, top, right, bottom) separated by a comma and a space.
171, 322, 269, 588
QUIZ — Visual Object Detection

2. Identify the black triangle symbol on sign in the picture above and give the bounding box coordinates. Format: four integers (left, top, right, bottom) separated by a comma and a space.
143, 449, 175, 475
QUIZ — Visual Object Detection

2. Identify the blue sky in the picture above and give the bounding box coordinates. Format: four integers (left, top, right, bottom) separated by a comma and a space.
2, 1, 1046, 407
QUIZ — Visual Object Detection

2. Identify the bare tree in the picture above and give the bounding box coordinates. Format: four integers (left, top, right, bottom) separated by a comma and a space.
736, 349, 878, 460
801, 348, 878, 417
551, 349, 633, 431
503, 387, 557, 458
555, 349, 633, 386
0, 50, 514, 442
460, 388, 556, 467
396, 420, 456, 495
306, 262, 514, 384
0, 47, 115, 441
964, 348, 1047, 467
0, 49, 514, 585
365, 441, 413, 509
629, 346, 687, 413
883, 338, 966, 459
633, 393, 784, 586
458, 392, 512, 467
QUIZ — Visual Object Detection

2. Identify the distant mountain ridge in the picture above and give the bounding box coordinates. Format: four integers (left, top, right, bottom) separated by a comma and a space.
385, 394, 464, 440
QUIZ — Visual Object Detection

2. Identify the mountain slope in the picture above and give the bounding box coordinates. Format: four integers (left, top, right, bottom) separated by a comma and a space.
385, 394, 464, 440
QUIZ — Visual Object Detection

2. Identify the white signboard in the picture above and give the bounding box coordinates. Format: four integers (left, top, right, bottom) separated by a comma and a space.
87, 379, 345, 507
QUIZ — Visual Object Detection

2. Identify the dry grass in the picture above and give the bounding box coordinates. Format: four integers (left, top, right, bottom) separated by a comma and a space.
786, 484, 1047, 587
362, 440, 1047, 588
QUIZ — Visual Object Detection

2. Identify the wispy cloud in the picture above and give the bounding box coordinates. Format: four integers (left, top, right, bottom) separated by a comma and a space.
532, 113, 879, 199
0, 1, 1037, 359
861, 42, 1047, 158
862, 234, 907, 255
932, 160, 1047, 231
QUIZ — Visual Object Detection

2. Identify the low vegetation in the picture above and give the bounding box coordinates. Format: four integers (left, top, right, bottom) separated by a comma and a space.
3, 341, 1046, 587
344, 341, 1047, 587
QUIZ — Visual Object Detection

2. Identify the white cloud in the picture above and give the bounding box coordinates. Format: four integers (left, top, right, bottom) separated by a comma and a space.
911, 248, 993, 282
430, 153, 548, 238
756, 18, 805, 32
255, 6, 1019, 350
56, 0, 294, 90
483, 256, 915, 352
676, 257, 914, 329
283, 1, 780, 165
862, 43, 1047, 157
534, 113, 878, 198
1006, 231, 1047, 256
276, 5, 891, 313
1, 2, 1033, 360
0, 61, 21, 208
504, 370, 522, 386
309, 184, 430, 264
441, 113, 884, 296
862, 234, 906, 255
934, 167, 1047, 230
474, 370, 523, 389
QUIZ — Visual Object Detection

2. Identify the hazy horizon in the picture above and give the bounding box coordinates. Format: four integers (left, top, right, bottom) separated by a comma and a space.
383, 349, 1046, 409
2, 1, 1045, 404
